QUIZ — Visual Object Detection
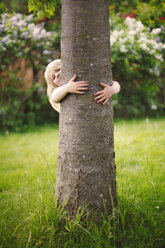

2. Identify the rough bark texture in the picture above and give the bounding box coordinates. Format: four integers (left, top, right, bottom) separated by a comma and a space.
55, 0, 117, 216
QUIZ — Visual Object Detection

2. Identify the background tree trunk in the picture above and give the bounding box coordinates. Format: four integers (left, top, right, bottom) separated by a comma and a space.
55, 0, 117, 216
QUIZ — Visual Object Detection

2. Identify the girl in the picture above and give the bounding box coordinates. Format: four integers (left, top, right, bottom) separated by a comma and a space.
44, 59, 120, 112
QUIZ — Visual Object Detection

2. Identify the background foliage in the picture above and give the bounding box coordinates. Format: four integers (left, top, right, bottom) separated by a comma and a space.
0, 0, 164, 131
110, 14, 165, 117
0, 13, 60, 131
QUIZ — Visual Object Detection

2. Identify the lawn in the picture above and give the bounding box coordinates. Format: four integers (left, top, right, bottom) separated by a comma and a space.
0, 118, 165, 248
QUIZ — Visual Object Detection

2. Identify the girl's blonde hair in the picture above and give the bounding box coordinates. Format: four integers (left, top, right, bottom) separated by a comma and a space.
44, 59, 61, 113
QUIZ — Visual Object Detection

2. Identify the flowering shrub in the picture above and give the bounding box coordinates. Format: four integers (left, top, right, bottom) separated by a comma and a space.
110, 16, 165, 117
0, 13, 164, 131
0, 13, 59, 131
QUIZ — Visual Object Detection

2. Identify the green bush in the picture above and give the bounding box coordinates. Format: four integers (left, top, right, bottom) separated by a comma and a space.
0, 13, 59, 131
110, 14, 165, 117
0, 11, 164, 131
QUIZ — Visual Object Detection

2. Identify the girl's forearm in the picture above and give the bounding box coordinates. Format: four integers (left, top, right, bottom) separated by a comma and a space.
50, 84, 69, 103
112, 81, 121, 94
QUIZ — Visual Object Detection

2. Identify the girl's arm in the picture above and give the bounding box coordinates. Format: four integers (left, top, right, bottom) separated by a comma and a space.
50, 84, 70, 103
94, 81, 121, 105
51, 75, 89, 103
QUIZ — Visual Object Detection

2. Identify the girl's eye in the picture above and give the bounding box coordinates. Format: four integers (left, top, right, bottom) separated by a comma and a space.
52, 75, 55, 80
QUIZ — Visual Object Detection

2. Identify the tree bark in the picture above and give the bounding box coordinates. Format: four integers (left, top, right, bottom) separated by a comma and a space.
55, 0, 117, 217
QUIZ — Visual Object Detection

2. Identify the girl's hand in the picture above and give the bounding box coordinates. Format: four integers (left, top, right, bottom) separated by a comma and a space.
94, 83, 115, 105
66, 75, 88, 94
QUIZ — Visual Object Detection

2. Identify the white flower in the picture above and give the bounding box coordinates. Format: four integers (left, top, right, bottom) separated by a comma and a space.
15, 13, 22, 20
32, 26, 41, 39
154, 54, 163, 61
149, 68, 154, 74
42, 50, 51, 55
128, 30, 136, 36
40, 29, 46, 38
0, 24, 5, 33
120, 45, 128, 53
139, 43, 149, 51
21, 31, 29, 39
151, 105, 157, 110
47, 58, 52, 63
161, 43, 165, 49
135, 21, 144, 32
16, 20, 26, 28
25, 14, 33, 22
27, 23, 50, 40
28, 24, 43, 40
124, 17, 136, 27
1, 34, 11, 44
9, 16, 18, 24
44, 31, 52, 38
124, 17, 144, 32
128, 36, 134, 43
138, 34, 149, 43
110, 36, 116, 46
151, 28, 161, 35
152, 66, 160, 76
158, 42, 165, 50
13, 30, 18, 39
153, 42, 160, 50
119, 37, 127, 44
2, 13, 8, 25
28, 23, 35, 32
111, 30, 123, 39
110, 30, 125, 45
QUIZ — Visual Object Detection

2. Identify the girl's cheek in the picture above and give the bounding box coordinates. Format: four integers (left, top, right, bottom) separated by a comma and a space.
54, 81, 60, 87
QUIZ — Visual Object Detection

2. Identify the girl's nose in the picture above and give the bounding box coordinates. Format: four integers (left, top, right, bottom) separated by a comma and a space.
57, 70, 61, 78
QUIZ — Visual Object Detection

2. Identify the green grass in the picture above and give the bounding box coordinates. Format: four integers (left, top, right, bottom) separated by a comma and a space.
0, 119, 165, 248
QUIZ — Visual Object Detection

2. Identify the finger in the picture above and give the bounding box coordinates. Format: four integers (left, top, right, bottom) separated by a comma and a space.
76, 84, 89, 88
75, 91, 85, 94
76, 82, 89, 86
71, 74, 77, 81
94, 90, 104, 96
94, 93, 105, 100
97, 96, 106, 103
77, 81, 88, 84
100, 82, 107, 87
77, 87, 88, 90
102, 98, 109, 105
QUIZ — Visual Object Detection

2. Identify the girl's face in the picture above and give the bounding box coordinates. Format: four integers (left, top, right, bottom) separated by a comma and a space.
51, 69, 61, 87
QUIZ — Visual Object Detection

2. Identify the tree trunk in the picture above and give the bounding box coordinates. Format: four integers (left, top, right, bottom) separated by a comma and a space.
55, 0, 117, 217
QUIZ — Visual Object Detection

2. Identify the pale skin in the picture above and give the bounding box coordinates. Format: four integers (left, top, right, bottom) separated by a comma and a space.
50, 69, 120, 104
